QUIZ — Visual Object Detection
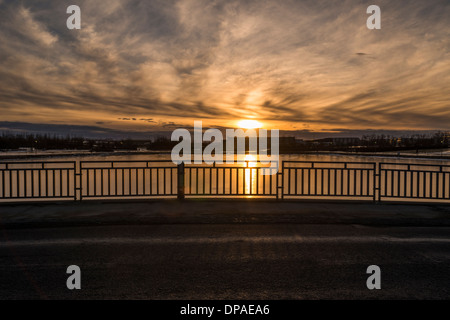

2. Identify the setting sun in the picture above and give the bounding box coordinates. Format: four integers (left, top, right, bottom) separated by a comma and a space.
237, 120, 263, 129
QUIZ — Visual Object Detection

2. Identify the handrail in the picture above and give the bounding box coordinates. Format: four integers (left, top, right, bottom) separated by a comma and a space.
0, 160, 449, 203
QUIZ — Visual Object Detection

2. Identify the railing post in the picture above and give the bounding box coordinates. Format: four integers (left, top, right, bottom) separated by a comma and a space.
75, 161, 82, 202
177, 162, 185, 200
374, 162, 380, 203
277, 162, 284, 200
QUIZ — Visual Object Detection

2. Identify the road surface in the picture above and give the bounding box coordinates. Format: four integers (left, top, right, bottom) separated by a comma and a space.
1, 224, 449, 299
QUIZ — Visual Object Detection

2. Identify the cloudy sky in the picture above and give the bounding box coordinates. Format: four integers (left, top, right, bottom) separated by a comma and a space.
0, 0, 449, 137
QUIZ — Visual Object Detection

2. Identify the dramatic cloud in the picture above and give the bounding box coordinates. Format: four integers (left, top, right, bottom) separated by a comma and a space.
0, 0, 449, 135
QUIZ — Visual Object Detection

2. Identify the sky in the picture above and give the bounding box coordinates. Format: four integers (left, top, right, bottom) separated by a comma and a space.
0, 0, 449, 138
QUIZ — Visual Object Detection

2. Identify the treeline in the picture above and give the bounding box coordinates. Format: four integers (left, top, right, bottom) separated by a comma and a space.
358, 131, 450, 151
1, 131, 449, 153
0, 133, 177, 151
0, 133, 87, 150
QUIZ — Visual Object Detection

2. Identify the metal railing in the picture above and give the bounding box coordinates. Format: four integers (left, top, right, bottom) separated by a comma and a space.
0, 161, 76, 201
79, 160, 178, 200
379, 163, 450, 201
281, 161, 376, 201
1, 160, 450, 203
183, 161, 277, 198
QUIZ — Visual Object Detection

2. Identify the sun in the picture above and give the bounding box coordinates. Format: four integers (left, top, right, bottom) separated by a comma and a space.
237, 120, 263, 129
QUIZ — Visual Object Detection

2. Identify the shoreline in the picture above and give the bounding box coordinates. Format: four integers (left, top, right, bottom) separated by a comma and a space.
1, 150, 450, 161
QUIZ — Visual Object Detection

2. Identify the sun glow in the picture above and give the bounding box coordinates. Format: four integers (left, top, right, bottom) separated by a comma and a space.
244, 154, 257, 167
237, 120, 263, 129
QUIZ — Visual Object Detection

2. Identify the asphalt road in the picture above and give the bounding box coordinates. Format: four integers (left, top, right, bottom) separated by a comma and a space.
0, 224, 449, 300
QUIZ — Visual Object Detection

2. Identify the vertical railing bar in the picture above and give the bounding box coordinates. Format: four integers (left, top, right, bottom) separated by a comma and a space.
127, 168, 131, 196
269, 169, 272, 195
175, 167, 178, 195
409, 171, 413, 198
444, 172, 447, 199
13, 170, 18, 198
58, 169, 62, 197
390, 170, 394, 197
45, 169, 49, 198
193, 167, 196, 195
157, 168, 160, 195
360, 169, 363, 196
9, 168, 13, 198
319, 168, 322, 196
51, 169, 54, 198
85, 168, 89, 197
171, 167, 174, 195
222, 168, 226, 195
236, 168, 239, 195
114, 168, 118, 196
263, 168, 266, 195
256, 167, 259, 195
16, 169, 20, 198
327, 168, 330, 196
168, 168, 171, 195
163, 168, 166, 195
67, 169, 71, 197
11, 169, 20, 198
287, 168, 291, 195
300, 168, 304, 196
188, 168, 191, 195
107, 168, 110, 196
24, 169, 27, 198
22, 169, 27, 198
417, 171, 421, 198
414, 171, 418, 198
237, 168, 240, 195
250, 167, 253, 195
366, 169, 370, 196
121, 168, 124, 196
136, 168, 139, 196
294, 168, 298, 195
314, 168, 318, 195
436, 170, 440, 199
387, 169, 391, 197
94, 168, 97, 196
332, 168, 336, 196
31, 168, 35, 198
347, 168, 351, 196
242, 167, 245, 195
209, 167, 213, 194
202, 167, 206, 195
216, 166, 219, 195
143, 168, 147, 195
308, 168, 311, 196
229, 168, 232, 195
150, 167, 153, 195
404, 170, 407, 198
101, 168, 104, 196
1, 168, 4, 198
429, 171, 433, 199
422, 172, 426, 198
319, 168, 322, 195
